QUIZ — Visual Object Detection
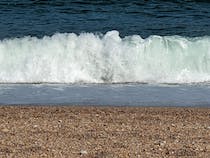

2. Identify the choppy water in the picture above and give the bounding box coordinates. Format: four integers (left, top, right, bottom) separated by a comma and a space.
1, 0, 210, 39
0, 0, 210, 105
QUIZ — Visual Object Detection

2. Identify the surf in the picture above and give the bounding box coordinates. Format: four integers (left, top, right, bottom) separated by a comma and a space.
0, 30, 210, 84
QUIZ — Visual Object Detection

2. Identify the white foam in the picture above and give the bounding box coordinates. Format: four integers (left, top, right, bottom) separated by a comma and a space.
0, 30, 210, 84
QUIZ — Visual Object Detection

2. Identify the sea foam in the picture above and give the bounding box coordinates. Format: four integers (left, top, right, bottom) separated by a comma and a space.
0, 30, 210, 84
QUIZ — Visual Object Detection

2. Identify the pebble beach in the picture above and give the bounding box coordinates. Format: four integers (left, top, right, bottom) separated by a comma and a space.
0, 106, 209, 157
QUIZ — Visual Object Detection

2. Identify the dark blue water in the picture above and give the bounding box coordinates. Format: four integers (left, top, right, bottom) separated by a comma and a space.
0, 0, 210, 39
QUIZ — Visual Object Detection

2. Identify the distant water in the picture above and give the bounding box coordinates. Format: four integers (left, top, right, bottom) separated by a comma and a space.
1, 0, 210, 39
0, 0, 210, 105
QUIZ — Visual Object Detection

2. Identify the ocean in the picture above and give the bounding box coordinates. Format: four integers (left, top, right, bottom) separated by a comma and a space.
0, 0, 210, 106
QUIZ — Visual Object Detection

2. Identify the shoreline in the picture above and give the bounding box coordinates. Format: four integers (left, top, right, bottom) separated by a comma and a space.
1, 104, 210, 107
0, 106, 209, 157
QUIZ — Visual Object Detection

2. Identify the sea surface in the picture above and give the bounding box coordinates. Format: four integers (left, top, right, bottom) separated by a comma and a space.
0, 0, 210, 106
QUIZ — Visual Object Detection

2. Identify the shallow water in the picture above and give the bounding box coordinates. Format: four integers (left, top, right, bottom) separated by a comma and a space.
0, 84, 210, 106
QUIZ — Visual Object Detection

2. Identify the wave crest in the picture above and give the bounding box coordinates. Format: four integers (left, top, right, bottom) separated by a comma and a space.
0, 31, 210, 84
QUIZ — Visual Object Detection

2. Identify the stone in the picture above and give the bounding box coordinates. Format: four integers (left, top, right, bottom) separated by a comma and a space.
206, 145, 210, 151
80, 150, 88, 155
2, 128, 9, 133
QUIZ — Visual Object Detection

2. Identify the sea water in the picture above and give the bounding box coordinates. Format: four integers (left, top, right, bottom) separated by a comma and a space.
0, 84, 210, 106
0, 0, 210, 106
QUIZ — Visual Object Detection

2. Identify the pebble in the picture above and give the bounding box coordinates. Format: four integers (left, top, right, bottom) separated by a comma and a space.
171, 124, 175, 127
206, 145, 210, 151
80, 150, 88, 155
154, 140, 166, 146
2, 128, 9, 133
58, 120, 62, 123
40, 153, 48, 157
160, 141, 166, 146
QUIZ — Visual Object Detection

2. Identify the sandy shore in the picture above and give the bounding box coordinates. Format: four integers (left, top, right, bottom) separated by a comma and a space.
0, 106, 209, 157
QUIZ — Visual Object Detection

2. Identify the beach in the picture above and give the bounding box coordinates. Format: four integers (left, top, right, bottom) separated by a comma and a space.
1, 1, 210, 158
0, 106, 209, 157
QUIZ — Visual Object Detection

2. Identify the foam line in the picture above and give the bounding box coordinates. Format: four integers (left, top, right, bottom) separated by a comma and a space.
0, 31, 210, 84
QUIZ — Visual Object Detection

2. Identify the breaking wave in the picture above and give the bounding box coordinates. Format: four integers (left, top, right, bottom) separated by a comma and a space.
0, 30, 210, 84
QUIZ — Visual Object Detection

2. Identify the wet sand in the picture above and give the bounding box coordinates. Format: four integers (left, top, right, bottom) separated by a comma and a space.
0, 106, 209, 157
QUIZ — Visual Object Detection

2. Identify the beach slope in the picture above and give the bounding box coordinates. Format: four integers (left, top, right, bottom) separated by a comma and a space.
0, 106, 209, 157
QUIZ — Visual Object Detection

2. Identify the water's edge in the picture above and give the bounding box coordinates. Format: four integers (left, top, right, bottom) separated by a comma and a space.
0, 84, 210, 106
